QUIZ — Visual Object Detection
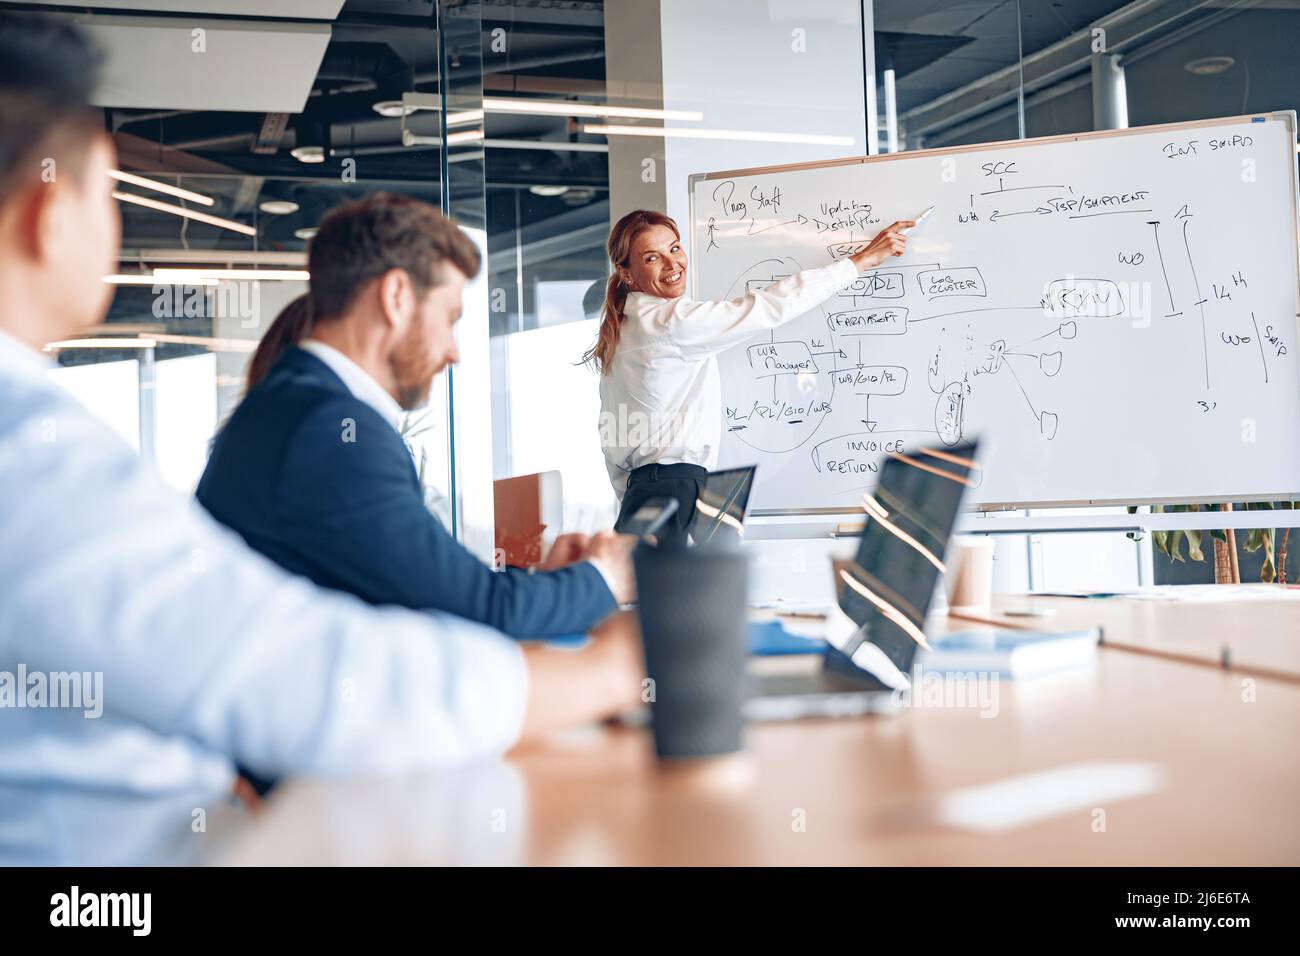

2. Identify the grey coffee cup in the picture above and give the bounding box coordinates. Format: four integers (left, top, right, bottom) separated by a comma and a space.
633, 544, 749, 759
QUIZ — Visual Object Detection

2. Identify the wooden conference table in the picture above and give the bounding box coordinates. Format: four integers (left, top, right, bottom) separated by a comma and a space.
221, 591, 1300, 866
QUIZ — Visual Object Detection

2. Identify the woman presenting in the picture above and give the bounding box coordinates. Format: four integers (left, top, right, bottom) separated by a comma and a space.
586, 209, 912, 544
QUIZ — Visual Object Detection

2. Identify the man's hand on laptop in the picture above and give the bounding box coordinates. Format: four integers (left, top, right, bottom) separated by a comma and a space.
583, 530, 637, 604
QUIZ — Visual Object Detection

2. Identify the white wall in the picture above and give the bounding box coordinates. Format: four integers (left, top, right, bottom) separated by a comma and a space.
603, 0, 669, 223
154, 351, 217, 492
504, 318, 617, 533
48, 359, 140, 451
658, 0, 868, 233
48, 351, 221, 494
605, 0, 869, 237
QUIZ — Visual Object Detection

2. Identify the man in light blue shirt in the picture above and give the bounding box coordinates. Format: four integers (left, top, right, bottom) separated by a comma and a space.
0, 12, 642, 864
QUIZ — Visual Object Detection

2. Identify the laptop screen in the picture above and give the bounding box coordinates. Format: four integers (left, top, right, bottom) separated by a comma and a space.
689, 466, 756, 547
833, 442, 981, 686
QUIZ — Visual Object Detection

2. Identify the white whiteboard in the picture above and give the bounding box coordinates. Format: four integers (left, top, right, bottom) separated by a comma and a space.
689, 113, 1300, 513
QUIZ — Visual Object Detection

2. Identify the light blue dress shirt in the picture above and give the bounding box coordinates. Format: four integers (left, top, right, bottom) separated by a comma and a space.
0, 330, 528, 864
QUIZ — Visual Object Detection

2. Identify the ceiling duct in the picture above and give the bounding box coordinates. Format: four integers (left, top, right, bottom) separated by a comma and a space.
314, 41, 416, 113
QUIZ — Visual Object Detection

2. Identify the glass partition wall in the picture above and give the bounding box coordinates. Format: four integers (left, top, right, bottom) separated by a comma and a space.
59, 3, 450, 506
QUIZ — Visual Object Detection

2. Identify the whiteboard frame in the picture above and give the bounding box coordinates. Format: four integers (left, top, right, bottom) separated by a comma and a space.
686, 112, 1300, 515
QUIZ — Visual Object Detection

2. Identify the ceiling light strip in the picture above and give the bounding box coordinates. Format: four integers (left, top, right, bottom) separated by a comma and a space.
446, 109, 485, 127
483, 98, 702, 122
402, 94, 700, 123
107, 169, 214, 207
151, 268, 309, 282
45, 338, 158, 350
113, 191, 257, 237
445, 128, 485, 145
148, 333, 258, 353
104, 274, 218, 286
583, 124, 855, 146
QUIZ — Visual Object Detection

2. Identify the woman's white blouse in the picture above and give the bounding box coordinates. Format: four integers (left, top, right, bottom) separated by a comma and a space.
598, 257, 858, 500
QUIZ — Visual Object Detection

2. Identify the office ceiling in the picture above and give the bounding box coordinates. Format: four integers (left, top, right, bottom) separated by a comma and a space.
876, 0, 1134, 111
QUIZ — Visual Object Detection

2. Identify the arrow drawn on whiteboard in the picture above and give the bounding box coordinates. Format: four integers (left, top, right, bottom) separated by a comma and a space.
1001, 351, 1061, 440
1067, 208, 1152, 220
749, 214, 808, 236
1250, 311, 1269, 384
1182, 217, 1211, 390
860, 396, 877, 432
979, 183, 1066, 195
912, 306, 1042, 325
988, 206, 1052, 222
1003, 350, 1064, 377
1010, 320, 1076, 351
1147, 220, 1180, 316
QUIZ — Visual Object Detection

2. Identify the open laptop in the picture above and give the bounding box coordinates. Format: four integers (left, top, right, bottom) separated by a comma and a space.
689, 465, 757, 548
744, 441, 981, 721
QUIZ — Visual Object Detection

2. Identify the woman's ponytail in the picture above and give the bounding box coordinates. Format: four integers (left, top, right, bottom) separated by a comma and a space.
583, 272, 628, 374
246, 293, 312, 391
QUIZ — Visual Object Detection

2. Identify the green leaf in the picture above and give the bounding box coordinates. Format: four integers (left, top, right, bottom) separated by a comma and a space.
1260, 528, 1277, 583
1261, 540, 1277, 583
1153, 529, 1170, 557
1185, 528, 1204, 562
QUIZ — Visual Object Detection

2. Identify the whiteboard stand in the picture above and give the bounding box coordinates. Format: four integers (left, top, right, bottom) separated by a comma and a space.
742, 508, 1300, 539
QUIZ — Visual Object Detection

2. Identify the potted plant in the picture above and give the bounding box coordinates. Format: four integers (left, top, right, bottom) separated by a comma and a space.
1130, 502, 1295, 583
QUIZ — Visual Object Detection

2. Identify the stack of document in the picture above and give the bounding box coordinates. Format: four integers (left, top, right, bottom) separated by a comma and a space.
917, 628, 1100, 679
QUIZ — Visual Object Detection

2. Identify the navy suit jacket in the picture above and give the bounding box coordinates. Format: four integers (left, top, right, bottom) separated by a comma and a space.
197, 347, 617, 640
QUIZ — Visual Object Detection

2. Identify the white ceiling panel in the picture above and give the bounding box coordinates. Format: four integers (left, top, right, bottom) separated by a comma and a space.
3, 0, 344, 19
72, 15, 332, 113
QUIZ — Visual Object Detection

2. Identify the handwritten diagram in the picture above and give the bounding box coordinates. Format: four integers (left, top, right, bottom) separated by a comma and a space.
694, 118, 1300, 509
720, 247, 1091, 459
